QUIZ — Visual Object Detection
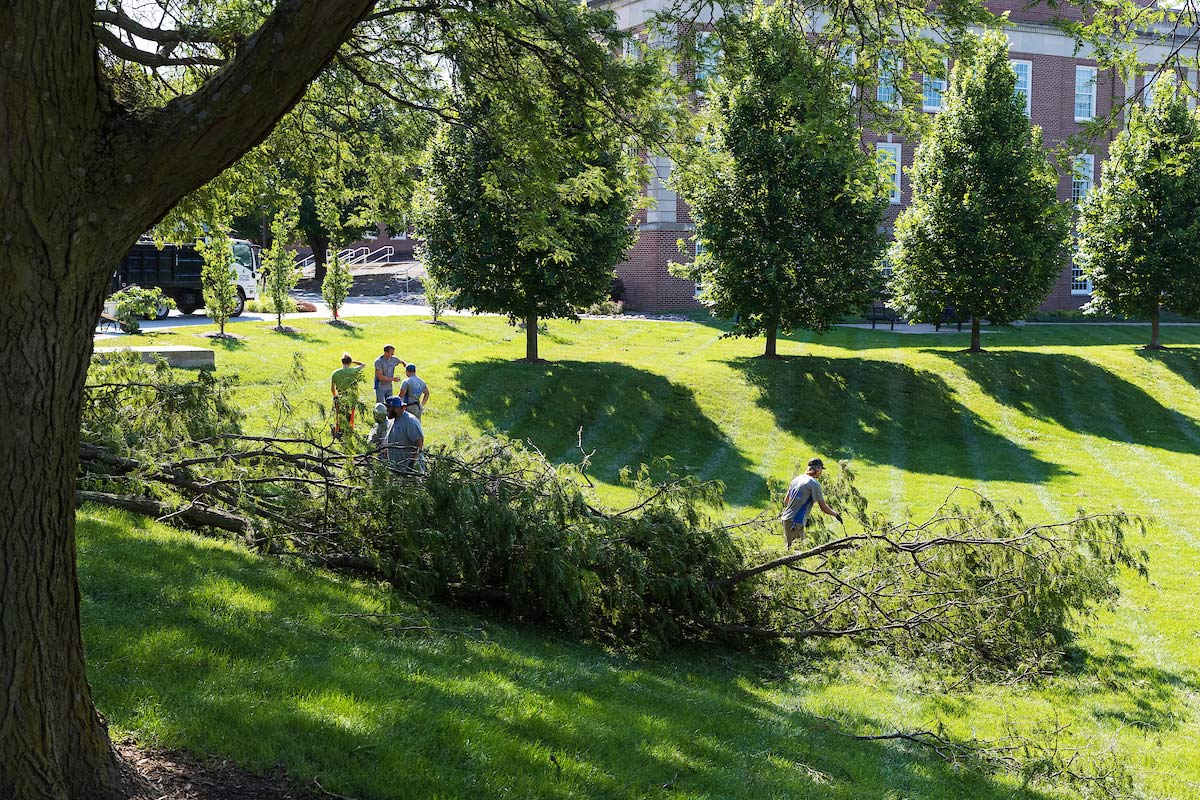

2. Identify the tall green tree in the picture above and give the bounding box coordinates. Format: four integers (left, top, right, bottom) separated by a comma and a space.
672, 8, 888, 358
262, 194, 302, 329
1076, 83, 1200, 348
415, 58, 652, 361
888, 32, 1071, 352
197, 228, 241, 336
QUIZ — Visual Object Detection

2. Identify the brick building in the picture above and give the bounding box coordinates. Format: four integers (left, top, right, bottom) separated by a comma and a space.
596, 0, 1182, 311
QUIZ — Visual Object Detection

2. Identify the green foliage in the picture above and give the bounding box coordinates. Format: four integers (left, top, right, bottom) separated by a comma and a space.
197, 228, 241, 335
421, 272, 455, 323
1077, 82, 1200, 344
671, 7, 888, 356
414, 11, 658, 358
263, 194, 301, 328
888, 33, 1071, 343
108, 286, 175, 334
321, 251, 354, 321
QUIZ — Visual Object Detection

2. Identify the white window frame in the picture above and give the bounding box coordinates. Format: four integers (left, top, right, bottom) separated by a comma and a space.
693, 239, 704, 298
1143, 69, 1160, 107
877, 51, 901, 107
1010, 59, 1032, 115
840, 47, 858, 101
623, 35, 640, 61
1070, 245, 1092, 295
1071, 152, 1094, 208
922, 60, 948, 112
876, 142, 902, 204
1074, 66, 1097, 121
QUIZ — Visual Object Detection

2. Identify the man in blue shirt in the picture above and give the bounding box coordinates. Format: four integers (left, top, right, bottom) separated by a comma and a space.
781, 458, 842, 548
383, 395, 424, 473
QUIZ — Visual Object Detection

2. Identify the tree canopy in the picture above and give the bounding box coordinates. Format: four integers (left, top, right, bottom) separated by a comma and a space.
672, 6, 888, 357
1076, 80, 1200, 348
414, 33, 657, 361
888, 31, 1071, 351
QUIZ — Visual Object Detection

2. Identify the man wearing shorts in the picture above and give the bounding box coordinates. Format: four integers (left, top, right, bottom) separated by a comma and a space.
781, 458, 842, 548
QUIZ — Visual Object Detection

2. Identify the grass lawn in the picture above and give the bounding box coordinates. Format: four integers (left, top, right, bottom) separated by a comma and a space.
82, 315, 1200, 798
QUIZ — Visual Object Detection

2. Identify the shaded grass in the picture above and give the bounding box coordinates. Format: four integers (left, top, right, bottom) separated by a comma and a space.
81, 507, 1058, 800
90, 316, 1200, 797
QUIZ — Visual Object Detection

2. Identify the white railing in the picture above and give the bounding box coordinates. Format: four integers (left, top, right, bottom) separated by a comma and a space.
294, 245, 397, 271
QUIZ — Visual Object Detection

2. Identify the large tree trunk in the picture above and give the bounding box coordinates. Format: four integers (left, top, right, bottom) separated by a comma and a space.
1150, 304, 1162, 349
0, 248, 128, 799
969, 317, 983, 352
1, 1, 375, 796
764, 323, 778, 358
308, 230, 330, 283
525, 313, 539, 361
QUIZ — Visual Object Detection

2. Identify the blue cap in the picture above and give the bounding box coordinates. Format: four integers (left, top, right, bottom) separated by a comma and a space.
384, 395, 405, 407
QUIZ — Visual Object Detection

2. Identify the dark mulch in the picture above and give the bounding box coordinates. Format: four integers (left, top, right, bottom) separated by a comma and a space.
116, 740, 333, 800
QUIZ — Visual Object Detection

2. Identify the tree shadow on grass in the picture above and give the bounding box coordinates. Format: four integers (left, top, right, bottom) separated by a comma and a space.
933, 350, 1200, 455
732, 356, 1064, 483
1061, 638, 1200, 734
450, 359, 763, 497
1136, 346, 1200, 388
78, 512, 1063, 800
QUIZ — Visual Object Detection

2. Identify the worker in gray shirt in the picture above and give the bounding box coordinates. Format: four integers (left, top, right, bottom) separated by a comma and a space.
374, 345, 405, 403
780, 458, 842, 548
383, 395, 424, 473
398, 363, 429, 418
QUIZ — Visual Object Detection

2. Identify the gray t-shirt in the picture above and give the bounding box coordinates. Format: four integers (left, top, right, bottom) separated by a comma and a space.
781, 474, 824, 524
386, 411, 424, 471
400, 374, 428, 407
374, 355, 402, 392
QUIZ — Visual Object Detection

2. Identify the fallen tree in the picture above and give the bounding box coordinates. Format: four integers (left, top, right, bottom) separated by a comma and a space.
80, 355, 1148, 673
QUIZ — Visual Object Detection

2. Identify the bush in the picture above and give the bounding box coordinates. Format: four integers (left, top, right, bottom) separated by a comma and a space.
579, 298, 624, 316
247, 298, 298, 314
108, 286, 175, 334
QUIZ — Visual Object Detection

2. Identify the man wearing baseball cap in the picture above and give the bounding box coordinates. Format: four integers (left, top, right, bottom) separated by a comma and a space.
383, 394, 424, 473
780, 458, 842, 548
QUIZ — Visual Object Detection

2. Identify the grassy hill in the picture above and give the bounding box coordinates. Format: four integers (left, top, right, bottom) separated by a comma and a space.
84, 315, 1200, 798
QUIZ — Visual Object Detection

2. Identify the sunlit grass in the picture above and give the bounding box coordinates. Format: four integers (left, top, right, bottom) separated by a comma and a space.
84, 316, 1200, 798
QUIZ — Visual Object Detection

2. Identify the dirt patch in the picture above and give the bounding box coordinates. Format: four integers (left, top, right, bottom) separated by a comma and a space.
116, 740, 328, 800
197, 332, 246, 341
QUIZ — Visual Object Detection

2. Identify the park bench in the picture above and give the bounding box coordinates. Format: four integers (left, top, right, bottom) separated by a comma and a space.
866, 302, 898, 330
933, 306, 965, 332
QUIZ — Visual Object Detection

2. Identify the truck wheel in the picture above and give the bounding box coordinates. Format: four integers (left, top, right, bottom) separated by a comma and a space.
154, 300, 171, 320
231, 288, 246, 318
177, 304, 198, 315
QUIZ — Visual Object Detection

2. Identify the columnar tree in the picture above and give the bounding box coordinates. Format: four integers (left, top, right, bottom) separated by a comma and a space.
1076, 82, 1200, 348
671, 8, 889, 358
197, 228, 240, 336
263, 196, 302, 329
888, 32, 1070, 351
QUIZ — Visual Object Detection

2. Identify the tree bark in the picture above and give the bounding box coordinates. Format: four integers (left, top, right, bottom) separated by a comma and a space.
969, 317, 983, 352
308, 230, 330, 283
525, 313, 539, 361
764, 323, 778, 358
1, 0, 374, 796
1150, 304, 1161, 349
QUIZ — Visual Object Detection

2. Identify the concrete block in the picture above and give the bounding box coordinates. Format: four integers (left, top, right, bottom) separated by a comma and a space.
93, 345, 215, 369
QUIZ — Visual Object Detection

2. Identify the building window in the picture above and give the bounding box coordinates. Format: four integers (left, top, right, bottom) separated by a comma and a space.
876, 142, 902, 204
877, 52, 900, 106
695, 32, 719, 83
1075, 66, 1097, 121
1071, 250, 1091, 295
1010, 60, 1032, 115
623, 35, 640, 61
840, 47, 857, 101
693, 240, 704, 298
1071, 153, 1094, 207
922, 61, 947, 112
1143, 69, 1159, 107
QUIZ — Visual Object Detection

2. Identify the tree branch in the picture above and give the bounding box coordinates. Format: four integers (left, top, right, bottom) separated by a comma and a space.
94, 25, 225, 68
